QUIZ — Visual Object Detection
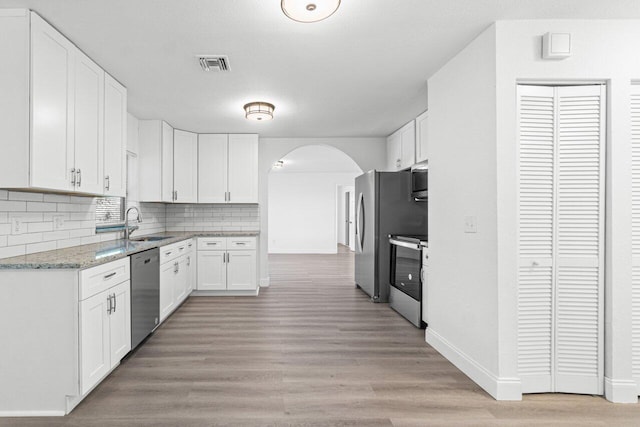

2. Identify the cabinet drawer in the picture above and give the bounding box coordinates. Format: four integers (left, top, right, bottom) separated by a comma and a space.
198, 237, 226, 251
80, 258, 130, 301
160, 239, 191, 265
185, 239, 195, 253
228, 237, 256, 250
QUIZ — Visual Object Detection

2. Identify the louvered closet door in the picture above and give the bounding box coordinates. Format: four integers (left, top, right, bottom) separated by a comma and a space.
517, 85, 555, 393
517, 84, 605, 395
631, 84, 640, 394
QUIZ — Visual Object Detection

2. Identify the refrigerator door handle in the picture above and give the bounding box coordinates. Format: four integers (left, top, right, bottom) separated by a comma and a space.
357, 192, 365, 252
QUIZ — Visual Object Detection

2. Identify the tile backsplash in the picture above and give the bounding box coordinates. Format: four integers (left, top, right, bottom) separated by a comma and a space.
166, 204, 260, 232
0, 189, 259, 259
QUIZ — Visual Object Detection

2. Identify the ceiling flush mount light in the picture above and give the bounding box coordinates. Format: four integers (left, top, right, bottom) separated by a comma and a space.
244, 102, 275, 121
281, 0, 341, 23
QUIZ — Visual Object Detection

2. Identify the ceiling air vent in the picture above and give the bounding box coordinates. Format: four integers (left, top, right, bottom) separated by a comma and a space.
198, 56, 230, 72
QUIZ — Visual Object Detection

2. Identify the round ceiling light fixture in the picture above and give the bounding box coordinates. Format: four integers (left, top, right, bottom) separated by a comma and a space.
281, 0, 341, 23
243, 102, 275, 121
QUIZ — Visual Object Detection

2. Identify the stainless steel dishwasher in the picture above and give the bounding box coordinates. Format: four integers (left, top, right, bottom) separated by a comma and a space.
130, 248, 160, 349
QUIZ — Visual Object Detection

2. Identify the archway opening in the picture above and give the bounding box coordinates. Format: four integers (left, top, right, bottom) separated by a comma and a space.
267, 145, 363, 254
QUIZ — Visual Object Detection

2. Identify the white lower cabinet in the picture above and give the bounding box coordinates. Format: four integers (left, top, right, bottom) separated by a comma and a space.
79, 260, 131, 396
159, 239, 194, 323
197, 237, 257, 293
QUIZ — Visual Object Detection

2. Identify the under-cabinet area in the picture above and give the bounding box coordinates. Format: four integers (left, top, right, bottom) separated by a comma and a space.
0, 232, 258, 416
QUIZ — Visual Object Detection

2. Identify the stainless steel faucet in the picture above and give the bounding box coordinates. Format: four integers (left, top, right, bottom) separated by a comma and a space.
124, 206, 143, 240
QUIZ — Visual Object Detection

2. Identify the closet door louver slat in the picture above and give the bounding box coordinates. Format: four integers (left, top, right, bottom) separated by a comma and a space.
631, 84, 640, 394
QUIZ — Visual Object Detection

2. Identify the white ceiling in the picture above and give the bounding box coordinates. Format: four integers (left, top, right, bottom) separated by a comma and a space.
271, 145, 362, 173
3, 0, 640, 137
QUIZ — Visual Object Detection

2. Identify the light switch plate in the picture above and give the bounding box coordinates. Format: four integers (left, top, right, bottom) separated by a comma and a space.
11, 217, 24, 235
464, 216, 477, 233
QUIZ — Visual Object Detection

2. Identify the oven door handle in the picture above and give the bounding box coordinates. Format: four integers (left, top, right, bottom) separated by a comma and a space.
389, 238, 421, 250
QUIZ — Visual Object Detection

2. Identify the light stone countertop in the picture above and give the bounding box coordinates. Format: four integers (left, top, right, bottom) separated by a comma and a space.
0, 231, 259, 270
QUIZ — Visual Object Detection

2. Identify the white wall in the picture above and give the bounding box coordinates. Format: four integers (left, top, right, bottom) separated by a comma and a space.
268, 173, 358, 254
424, 24, 502, 397
494, 20, 640, 403
258, 138, 386, 284
337, 185, 355, 248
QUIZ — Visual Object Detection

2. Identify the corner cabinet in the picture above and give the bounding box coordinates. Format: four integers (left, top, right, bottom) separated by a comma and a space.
173, 130, 198, 203
139, 120, 175, 202
159, 239, 194, 323
0, 10, 126, 196
198, 134, 259, 203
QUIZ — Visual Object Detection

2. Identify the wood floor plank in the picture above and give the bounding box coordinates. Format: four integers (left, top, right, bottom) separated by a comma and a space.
3, 248, 640, 426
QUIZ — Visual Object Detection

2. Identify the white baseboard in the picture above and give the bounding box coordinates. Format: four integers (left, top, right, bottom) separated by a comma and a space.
604, 377, 638, 403
260, 277, 270, 287
426, 328, 522, 401
0, 411, 65, 417
191, 289, 259, 297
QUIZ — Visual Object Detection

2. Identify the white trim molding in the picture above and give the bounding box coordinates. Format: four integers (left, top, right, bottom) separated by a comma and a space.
426, 328, 522, 401
604, 377, 638, 403
0, 411, 65, 417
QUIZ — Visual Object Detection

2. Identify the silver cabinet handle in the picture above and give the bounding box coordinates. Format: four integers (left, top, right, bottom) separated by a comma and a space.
226, 252, 230, 263
76, 169, 82, 187
207, 242, 218, 246
234, 242, 246, 246
107, 294, 112, 314
228, 191, 231, 202
174, 261, 178, 273
112, 293, 116, 313
71, 168, 76, 186
104, 272, 117, 280
179, 246, 185, 251
165, 251, 172, 256
187, 256, 191, 266
223, 252, 226, 263
105, 175, 110, 191
174, 190, 178, 201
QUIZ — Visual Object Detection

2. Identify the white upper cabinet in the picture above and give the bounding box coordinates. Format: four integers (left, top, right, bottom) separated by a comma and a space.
399, 120, 416, 168
30, 12, 76, 192
73, 50, 104, 195
173, 130, 198, 203
386, 120, 415, 171
415, 110, 428, 163
228, 134, 259, 203
0, 10, 127, 196
198, 134, 228, 203
387, 132, 401, 171
139, 120, 174, 202
103, 74, 127, 197
198, 133, 258, 204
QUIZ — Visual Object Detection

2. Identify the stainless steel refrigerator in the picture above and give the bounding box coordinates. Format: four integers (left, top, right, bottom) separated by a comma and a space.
354, 170, 427, 302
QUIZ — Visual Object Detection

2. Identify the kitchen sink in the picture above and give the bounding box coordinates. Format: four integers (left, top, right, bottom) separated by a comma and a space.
130, 236, 174, 242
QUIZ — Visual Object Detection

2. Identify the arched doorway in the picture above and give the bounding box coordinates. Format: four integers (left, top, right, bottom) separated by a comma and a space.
267, 145, 363, 254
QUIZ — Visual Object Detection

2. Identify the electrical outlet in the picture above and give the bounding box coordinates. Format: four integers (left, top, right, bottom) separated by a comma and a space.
52, 214, 65, 231
11, 217, 24, 235
464, 216, 477, 233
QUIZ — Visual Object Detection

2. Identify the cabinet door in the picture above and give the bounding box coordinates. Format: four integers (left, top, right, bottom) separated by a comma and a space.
73, 50, 104, 195
400, 121, 416, 169
198, 134, 228, 203
228, 134, 258, 203
109, 281, 131, 367
197, 251, 227, 290
161, 121, 174, 202
104, 74, 127, 197
160, 261, 177, 322
174, 257, 188, 304
386, 132, 401, 171
415, 111, 428, 163
80, 290, 110, 395
173, 129, 198, 203
30, 13, 75, 192
227, 250, 257, 291
187, 252, 196, 292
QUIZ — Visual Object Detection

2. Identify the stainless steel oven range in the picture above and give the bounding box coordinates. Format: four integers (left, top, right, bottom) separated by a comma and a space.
389, 235, 427, 328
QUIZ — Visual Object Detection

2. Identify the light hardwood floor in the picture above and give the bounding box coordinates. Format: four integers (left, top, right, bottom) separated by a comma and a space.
4, 249, 640, 426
